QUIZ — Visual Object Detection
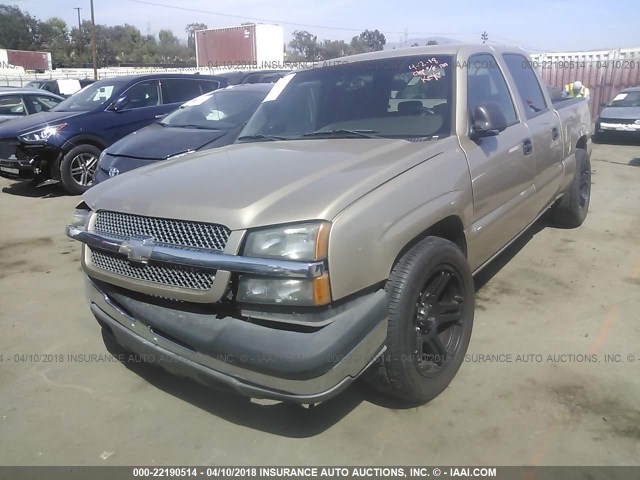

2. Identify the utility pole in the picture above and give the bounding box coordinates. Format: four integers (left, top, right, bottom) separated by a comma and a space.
73, 7, 82, 58
90, 0, 97, 79
73, 8, 82, 30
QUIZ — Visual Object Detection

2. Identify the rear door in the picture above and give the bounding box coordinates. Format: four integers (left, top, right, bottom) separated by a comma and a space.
502, 54, 564, 213
459, 53, 536, 266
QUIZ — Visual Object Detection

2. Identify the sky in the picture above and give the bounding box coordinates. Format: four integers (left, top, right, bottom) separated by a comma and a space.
7, 0, 640, 53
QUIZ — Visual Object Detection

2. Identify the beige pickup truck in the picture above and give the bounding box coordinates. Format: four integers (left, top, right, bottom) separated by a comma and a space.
67, 45, 592, 404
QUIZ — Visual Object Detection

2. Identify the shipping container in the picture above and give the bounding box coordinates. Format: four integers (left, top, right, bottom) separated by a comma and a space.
0, 49, 52, 71
531, 47, 640, 119
195, 24, 284, 68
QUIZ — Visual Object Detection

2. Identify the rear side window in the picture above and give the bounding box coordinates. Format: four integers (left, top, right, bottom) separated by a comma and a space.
0, 95, 27, 115
42, 82, 60, 95
161, 79, 205, 104
196, 80, 220, 94
503, 54, 548, 119
26, 94, 62, 113
467, 54, 518, 127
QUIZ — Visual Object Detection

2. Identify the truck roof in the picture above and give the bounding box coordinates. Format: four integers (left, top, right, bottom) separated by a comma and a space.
334, 43, 529, 63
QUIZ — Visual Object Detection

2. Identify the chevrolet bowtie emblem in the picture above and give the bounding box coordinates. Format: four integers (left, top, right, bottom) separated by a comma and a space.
118, 236, 155, 264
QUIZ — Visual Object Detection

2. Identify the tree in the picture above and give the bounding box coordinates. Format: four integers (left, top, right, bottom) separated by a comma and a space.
288, 30, 322, 61
37, 17, 71, 67
185, 22, 207, 50
320, 40, 350, 60
0, 5, 40, 51
350, 29, 386, 53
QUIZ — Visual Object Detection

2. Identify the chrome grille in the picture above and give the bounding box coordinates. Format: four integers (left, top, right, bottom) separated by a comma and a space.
94, 210, 230, 251
599, 118, 633, 124
91, 250, 215, 291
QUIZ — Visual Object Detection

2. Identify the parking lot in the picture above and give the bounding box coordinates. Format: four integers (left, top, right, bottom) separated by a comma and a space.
0, 140, 639, 466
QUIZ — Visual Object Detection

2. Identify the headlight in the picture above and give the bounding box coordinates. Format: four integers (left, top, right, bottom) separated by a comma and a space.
239, 222, 331, 306
243, 222, 330, 261
69, 206, 92, 228
19, 124, 67, 143
237, 274, 331, 306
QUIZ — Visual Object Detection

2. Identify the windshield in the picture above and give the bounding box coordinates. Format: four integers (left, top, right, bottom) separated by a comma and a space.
53, 80, 125, 112
240, 55, 454, 141
161, 88, 269, 130
608, 91, 640, 107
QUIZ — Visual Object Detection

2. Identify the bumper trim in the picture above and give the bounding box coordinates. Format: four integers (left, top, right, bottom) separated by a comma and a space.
68, 225, 325, 279
87, 278, 388, 402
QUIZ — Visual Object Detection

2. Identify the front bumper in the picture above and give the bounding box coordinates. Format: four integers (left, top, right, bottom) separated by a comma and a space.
0, 157, 36, 179
597, 122, 640, 134
87, 278, 388, 403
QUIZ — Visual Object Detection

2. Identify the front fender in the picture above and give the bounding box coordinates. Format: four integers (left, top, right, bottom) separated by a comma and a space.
328, 145, 473, 301
61, 134, 108, 154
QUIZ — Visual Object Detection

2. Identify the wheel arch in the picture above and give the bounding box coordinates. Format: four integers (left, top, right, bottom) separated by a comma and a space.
61, 134, 108, 155
392, 215, 468, 270
576, 135, 588, 151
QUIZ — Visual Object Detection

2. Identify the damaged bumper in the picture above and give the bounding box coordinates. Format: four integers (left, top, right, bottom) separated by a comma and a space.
87, 278, 388, 403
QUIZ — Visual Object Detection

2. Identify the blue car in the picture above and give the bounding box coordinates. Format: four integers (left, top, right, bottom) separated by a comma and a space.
0, 73, 227, 194
94, 83, 272, 184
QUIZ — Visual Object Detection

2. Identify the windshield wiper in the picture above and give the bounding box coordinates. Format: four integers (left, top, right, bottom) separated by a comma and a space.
302, 129, 380, 139
237, 134, 288, 142
170, 124, 219, 130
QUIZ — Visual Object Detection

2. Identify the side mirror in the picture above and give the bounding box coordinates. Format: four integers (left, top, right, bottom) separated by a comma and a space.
470, 102, 508, 140
109, 95, 130, 112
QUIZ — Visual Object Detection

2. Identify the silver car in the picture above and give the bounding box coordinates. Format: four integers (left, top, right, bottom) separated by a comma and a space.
0, 87, 64, 124
595, 86, 640, 140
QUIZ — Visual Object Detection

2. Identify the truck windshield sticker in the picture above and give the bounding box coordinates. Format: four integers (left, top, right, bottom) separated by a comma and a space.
409, 58, 449, 83
263, 73, 296, 102
613, 93, 627, 101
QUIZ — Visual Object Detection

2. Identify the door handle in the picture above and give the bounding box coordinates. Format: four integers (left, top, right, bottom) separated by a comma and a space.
551, 127, 559, 141
522, 138, 533, 155
155, 113, 167, 119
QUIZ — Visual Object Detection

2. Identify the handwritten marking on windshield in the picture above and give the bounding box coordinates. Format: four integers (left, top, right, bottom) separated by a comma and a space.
409, 58, 449, 82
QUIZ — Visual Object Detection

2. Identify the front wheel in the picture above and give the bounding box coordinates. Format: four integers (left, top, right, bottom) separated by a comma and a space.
60, 144, 102, 195
365, 237, 474, 403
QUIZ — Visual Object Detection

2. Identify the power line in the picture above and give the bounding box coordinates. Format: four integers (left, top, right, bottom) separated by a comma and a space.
128, 0, 479, 37
128, 0, 553, 52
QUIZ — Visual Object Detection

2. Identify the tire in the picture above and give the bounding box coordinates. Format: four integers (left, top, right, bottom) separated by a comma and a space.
550, 148, 591, 228
365, 236, 474, 403
60, 144, 102, 195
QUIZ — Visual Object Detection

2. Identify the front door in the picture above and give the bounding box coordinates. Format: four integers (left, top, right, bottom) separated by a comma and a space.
458, 53, 536, 269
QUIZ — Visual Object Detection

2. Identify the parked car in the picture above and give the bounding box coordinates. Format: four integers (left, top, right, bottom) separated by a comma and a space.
215, 70, 289, 86
0, 73, 227, 194
594, 86, 640, 141
24, 79, 95, 97
67, 45, 591, 404
94, 83, 272, 184
0, 88, 64, 124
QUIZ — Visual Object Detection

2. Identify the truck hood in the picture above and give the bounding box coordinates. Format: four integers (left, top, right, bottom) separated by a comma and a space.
0, 110, 82, 137
84, 138, 443, 231
599, 106, 640, 121
107, 123, 229, 160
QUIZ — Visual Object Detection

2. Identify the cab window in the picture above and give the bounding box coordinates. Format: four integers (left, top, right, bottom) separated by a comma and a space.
503, 54, 548, 119
467, 54, 518, 127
